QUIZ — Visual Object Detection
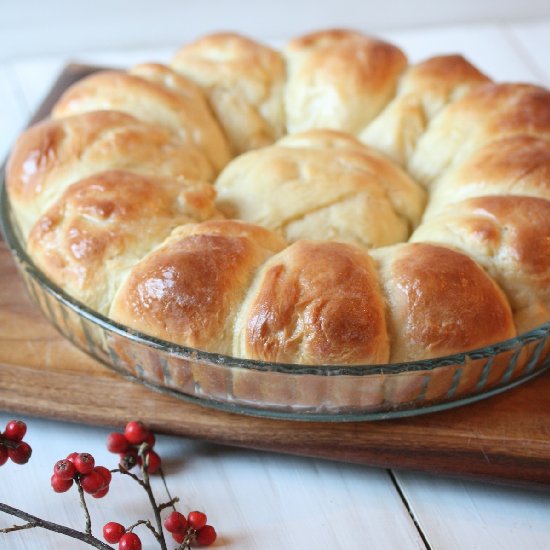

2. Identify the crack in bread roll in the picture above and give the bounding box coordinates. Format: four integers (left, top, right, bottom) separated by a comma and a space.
360, 55, 490, 166
109, 220, 286, 355
171, 32, 286, 155
411, 196, 550, 333
234, 240, 389, 364
284, 29, 407, 135
371, 243, 516, 363
423, 135, 550, 219
52, 64, 231, 173
408, 83, 550, 187
215, 130, 425, 248
6, 111, 215, 238
27, 170, 219, 315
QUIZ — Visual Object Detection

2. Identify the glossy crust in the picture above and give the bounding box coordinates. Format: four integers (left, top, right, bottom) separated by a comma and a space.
371, 243, 516, 362
6, 111, 214, 237
215, 130, 425, 248
360, 55, 490, 165
109, 220, 286, 354
284, 29, 407, 134
411, 196, 550, 332
424, 135, 550, 218
409, 83, 550, 187
27, 170, 217, 314
235, 240, 389, 364
52, 64, 231, 173
172, 32, 286, 154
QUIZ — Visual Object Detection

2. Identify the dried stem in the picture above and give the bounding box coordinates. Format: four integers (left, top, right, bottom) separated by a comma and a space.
0, 503, 111, 549
159, 467, 177, 512
76, 478, 92, 535
158, 498, 179, 512
127, 518, 158, 537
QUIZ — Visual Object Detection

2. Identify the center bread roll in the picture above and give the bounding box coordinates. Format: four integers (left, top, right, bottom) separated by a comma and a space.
215, 130, 426, 248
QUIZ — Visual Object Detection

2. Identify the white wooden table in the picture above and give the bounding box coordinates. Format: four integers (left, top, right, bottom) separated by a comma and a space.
2, 3, 550, 548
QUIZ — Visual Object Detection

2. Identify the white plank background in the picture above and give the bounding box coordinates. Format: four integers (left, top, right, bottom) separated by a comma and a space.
2, 8, 550, 549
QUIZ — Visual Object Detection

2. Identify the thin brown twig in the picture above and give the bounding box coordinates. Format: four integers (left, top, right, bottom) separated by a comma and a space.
158, 497, 179, 512
76, 478, 92, 535
0, 521, 37, 533
0, 503, 111, 550
159, 467, 177, 512
127, 518, 158, 537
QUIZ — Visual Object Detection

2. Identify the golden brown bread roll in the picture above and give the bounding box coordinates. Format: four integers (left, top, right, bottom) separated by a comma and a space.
371, 243, 516, 362
6, 111, 214, 237
51, 64, 231, 173
215, 130, 426, 248
408, 83, 550, 187
411, 196, 550, 333
284, 29, 407, 134
234, 240, 389, 364
423, 135, 550, 218
109, 220, 286, 355
171, 32, 286, 155
27, 170, 218, 314
360, 55, 490, 165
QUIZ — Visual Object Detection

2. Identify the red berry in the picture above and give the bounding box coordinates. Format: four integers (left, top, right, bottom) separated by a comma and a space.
0, 446, 8, 466
124, 421, 149, 445
103, 522, 125, 544
8, 441, 32, 464
4, 420, 27, 441
120, 449, 138, 470
80, 470, 104, 494
172, 532, 185, 544
164, 511, 188, 533
107, 432, 129, 453
51, 474, 73, 493
66, 452, 79, 463
54, 459, 76, 480
91, 486, 109, 499
118, 532, 141, 550
74, 453, 95, 474
144, 450, 161, 473
144, 432, 156, 448
94, 465, 112, 486
188, 511, 207, 531
196, 525, 217, 546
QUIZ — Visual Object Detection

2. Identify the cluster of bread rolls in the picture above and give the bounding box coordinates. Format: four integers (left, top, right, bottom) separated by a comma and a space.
6, 29, 550, 366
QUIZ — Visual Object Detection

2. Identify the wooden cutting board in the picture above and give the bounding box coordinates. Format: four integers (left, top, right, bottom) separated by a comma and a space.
1, 65, 550, 490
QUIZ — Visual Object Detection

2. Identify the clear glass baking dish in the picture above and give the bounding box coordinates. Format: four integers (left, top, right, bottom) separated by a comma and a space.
2, 178, 550, 421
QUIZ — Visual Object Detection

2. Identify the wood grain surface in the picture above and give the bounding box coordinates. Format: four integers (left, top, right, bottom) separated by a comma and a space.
1, 65, 550, 490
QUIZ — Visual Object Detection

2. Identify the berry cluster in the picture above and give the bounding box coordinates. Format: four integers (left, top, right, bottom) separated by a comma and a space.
0, 420, 32, 466
51, 452, 112, 498
107, 421, 161, 473
165, 510, 217, 546
103, 522, 142, 549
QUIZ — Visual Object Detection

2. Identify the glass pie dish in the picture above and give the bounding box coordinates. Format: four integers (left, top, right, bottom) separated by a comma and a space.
2, 178, 550, 421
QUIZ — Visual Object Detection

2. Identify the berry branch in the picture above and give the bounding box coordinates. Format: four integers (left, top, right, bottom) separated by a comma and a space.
0, 419, 218, 549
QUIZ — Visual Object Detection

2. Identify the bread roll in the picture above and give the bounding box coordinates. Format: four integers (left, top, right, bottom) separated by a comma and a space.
423, 135, 550, 218
109, 220, 286, 355
408, 83, 550, 187
171, 32, 286, 155
27, 170, 218, 315
215, 130, 425, 248
6, 111, 214, 237
360, 55, 490, 165
234, 240, 389, 364
411, 196, 550, 332
284, 29, 407, 134
371, 243, 516, 362
52, 64, 231, 173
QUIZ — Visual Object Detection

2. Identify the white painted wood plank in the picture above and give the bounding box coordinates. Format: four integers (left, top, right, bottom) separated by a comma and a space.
507, 21, 550, 85
2, 2, 550, 60
0, 416, 426, 549
394, 471, 550, 550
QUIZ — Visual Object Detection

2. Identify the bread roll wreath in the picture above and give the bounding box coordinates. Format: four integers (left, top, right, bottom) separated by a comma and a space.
6, 29, 550, 366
